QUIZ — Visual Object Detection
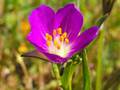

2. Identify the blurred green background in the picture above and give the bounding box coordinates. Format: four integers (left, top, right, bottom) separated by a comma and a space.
0, 0, 120, 90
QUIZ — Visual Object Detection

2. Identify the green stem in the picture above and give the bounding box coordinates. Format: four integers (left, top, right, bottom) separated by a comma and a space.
61, 62, 78, 90
81, 50, 91, 90
96, 30, 104, 90
52, 64, 61, 85
68, 64, 72, 90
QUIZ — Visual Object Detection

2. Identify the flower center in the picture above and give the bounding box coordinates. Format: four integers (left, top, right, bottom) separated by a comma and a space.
45, 27, 70, 57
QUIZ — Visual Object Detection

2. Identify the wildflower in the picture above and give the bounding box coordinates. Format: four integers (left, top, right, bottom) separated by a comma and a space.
27, 4, 99, 63
21, 20, 30, 36
18, 43, 28, 53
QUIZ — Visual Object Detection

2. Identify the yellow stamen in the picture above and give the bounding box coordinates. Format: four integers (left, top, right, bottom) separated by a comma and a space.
46, 33, 49, 37
57, 27, 62, 34
53, 29, 57, 36
46, 33, 52, 41
59, 36, 64, 42
54, 39, 58, 46
65, 38, 69, 44
62, 32, 67, 38
48, 35, 52, 41
54, 39, 61, 49
46, 41, 51, 47
56, 44, 61, 49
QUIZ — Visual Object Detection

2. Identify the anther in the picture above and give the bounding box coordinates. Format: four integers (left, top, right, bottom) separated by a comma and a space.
46, 33, 52, 41
62, 32, 67, 38
56, 44, 61, 49
46, 33, 49, 38
46, 41, 51, 47
48, 35, 52, 41
65, 38, 69, 44
57, 27, 62, 34
59, 36, 64, 42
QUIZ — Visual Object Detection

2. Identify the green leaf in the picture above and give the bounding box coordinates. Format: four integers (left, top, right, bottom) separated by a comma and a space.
81, 50, 91, 90
96, 30, 105, 90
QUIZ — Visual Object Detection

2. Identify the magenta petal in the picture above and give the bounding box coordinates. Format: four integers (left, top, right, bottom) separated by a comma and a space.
54, 3, 83, 42
34, 46, 68, 63
35, 47, 68, 63
42, 52, 68, 64
27, 31, 48, 50
29, 4, 55, 34
27, 4, 55, 49
68, 26, 99, 56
